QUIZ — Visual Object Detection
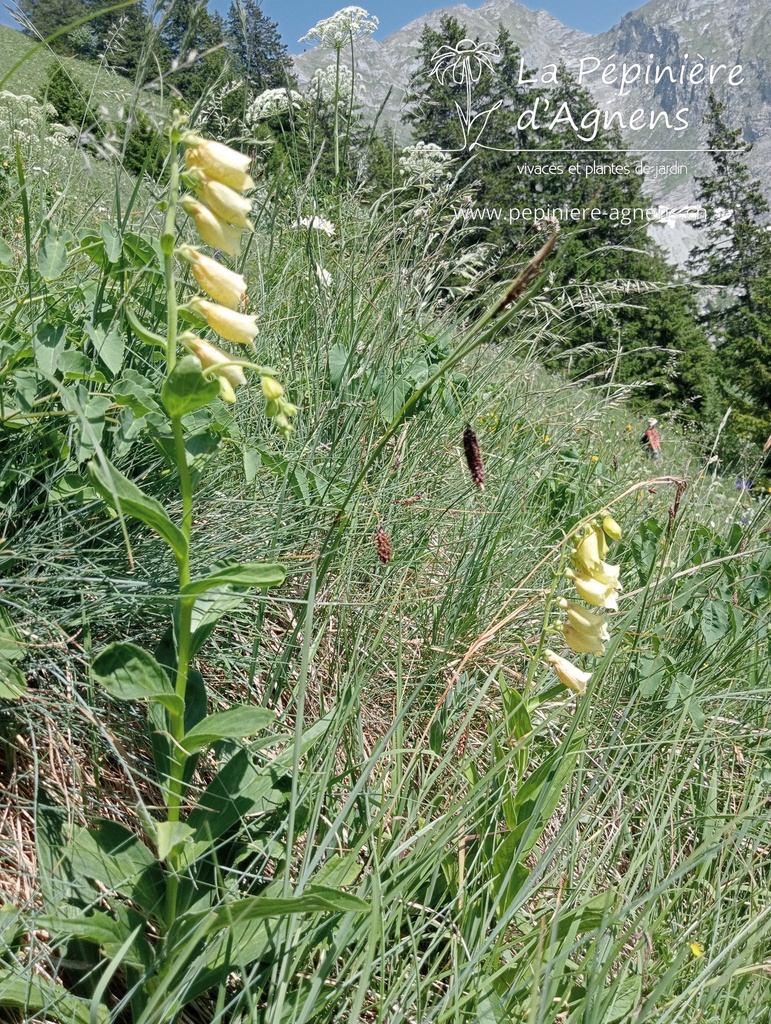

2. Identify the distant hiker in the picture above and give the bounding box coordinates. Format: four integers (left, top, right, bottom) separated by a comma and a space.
641, 418, 661, 460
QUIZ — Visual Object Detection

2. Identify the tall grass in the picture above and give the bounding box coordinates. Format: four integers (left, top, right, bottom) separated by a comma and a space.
0, 25, 770, 1024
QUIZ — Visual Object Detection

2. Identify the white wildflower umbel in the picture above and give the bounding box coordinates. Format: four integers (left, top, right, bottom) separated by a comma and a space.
300, 6, 378, 49
309, 63, 355, 105
247, 88, 305, 122
398, 141, 453, 184
292, 215, 336, 237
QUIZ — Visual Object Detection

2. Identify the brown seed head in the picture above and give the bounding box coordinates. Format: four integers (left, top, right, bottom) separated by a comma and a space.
375, 524, 392, 564
463, 424, 485, 489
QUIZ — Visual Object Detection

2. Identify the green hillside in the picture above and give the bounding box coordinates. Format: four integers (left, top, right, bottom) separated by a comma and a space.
0, 18, 769, 1024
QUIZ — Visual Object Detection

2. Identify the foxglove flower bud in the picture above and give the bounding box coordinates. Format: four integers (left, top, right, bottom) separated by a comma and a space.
260, 376, 283, 401
178, 245, 246, 309
181, 197, 243, 258
602, 515, 622, 541
190, 297, 258, 346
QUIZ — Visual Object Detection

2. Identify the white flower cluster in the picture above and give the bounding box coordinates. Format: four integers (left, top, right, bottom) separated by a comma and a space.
0, 91, 72, 157
398, 141, 453, 183
300, 6, 378, 49
309, 64, 356, 104
246, 88, 305, 122
292, 215, 336, 237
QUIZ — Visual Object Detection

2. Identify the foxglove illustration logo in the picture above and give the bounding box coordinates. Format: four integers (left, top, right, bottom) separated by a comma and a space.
429, 39, 502, 150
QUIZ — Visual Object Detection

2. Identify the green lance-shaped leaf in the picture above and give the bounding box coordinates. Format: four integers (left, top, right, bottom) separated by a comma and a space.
182, 889, 369, 941
0, 972, 109, 1024
180, 707, 275, 754
92, 642, 183, 716
182, 562, 286, 597
162, 355, 220, 418
87, 456, 188, 562
0, 658, 27, 699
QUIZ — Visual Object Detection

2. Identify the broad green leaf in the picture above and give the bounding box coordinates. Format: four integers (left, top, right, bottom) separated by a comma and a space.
34, 910, 134, 948
328, 343, 348, 387
0, 971, 108, 1024
189, 712, 334, 842
38, 228, 68, 280
87, 457, 187, 561
113, 370, 161, 418
181, 707, 274, 753
701, 597, 730, 646
155, 821, 195, 861
85, 323, 124, 375
92, 642, 183, 716
67, 819, 165, 918
100, 219, 122, 263
33, 324, 67, 376
162, 355, 220, 418
510, 741, 579, 860
0, 237, 12, 267
0, 658, 26, 699
182, 562, 286, 597
59, 350, 106, 382
0, 607, 24, 663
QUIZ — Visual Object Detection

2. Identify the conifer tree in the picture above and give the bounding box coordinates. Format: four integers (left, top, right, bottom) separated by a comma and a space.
688, 91, 771, 442
225, 0, 294, 92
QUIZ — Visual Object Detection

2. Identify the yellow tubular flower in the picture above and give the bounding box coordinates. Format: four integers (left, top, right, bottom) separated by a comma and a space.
196, 177, 253, 230
180, 197, 242, 258
190, 297, 258, 346
562, 623, 605, 656
592, 562, 621, 588
178, 245, 246, 309
217, 377, 237, 404
571, 524, 606, 574
184, 136, 255, 192
564, 568, 619, 611
557, 598, 610, 640
180, 333, 247, 387
543, 649, 591, 696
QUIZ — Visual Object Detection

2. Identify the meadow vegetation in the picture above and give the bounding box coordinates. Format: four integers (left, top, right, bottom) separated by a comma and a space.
0, 5, 770, 1023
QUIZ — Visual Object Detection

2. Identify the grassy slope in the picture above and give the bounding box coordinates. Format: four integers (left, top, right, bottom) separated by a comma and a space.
0, 61, 768, 1022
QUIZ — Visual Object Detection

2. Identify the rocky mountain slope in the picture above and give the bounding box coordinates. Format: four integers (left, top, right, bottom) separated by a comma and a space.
294, 0, 771, 259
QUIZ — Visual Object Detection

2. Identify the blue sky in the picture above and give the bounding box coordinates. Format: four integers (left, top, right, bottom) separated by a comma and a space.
255, 0, 644, 53
0, 0, 644, 49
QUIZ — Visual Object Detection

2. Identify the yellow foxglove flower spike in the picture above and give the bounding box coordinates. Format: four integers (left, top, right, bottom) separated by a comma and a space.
178, 245, 246, 309
183, 135, 255, 192
196, 177, 253, 230
543, 649, 591, 696
180, 197, 242, 258
571, 525, 604, 574
190, 297, 258, 347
